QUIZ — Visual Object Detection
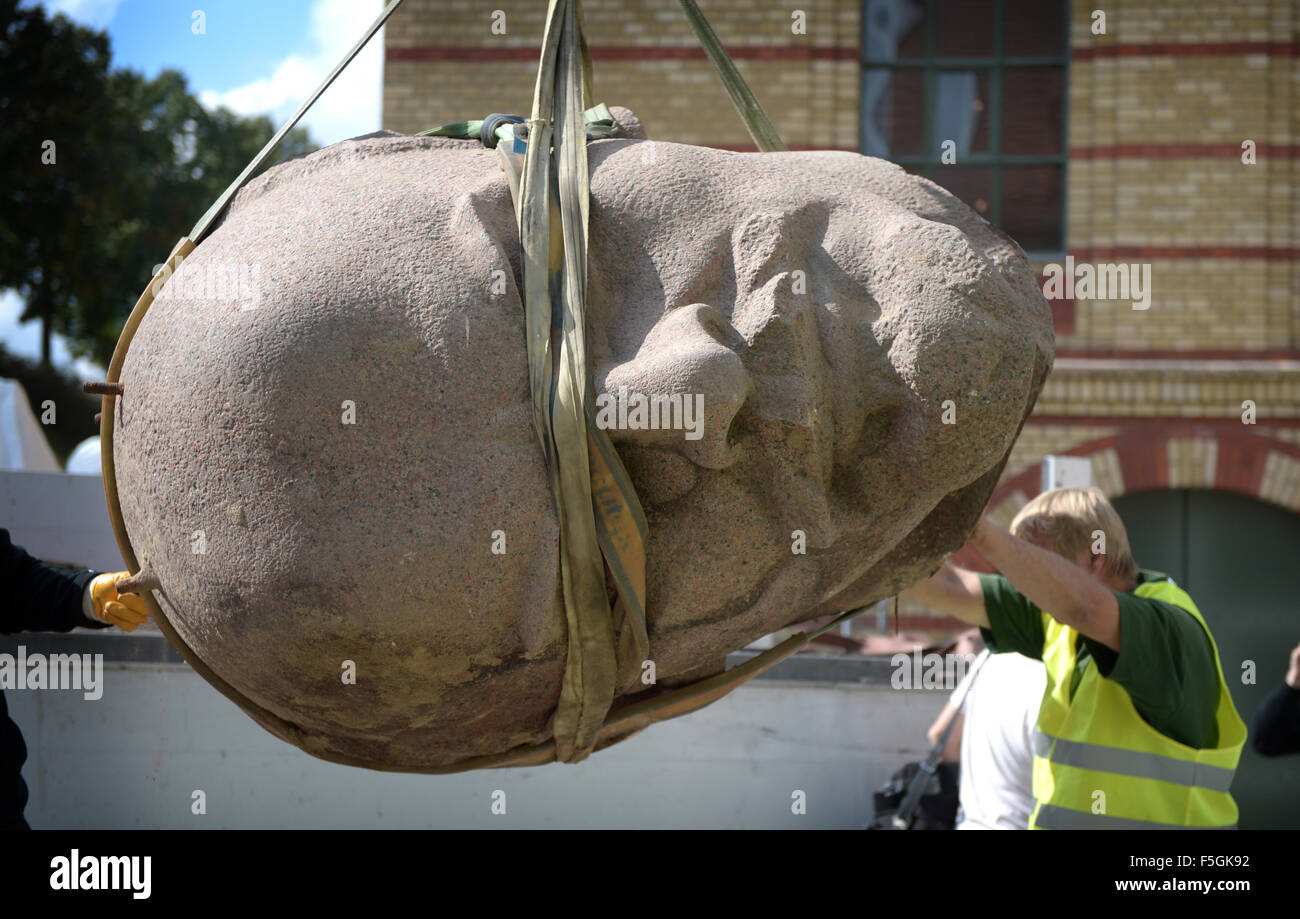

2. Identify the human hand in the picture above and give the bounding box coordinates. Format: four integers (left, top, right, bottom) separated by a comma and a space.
1286, 641, 1300, 689
88, 572, 150, 632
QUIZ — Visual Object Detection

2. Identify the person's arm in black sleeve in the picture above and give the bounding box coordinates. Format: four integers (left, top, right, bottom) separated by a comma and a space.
0, 529, 109, 634
1251, 683, 1300, 756
1251, 643, 1300, 756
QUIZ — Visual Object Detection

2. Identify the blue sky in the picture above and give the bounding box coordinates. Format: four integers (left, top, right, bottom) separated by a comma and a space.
3, 0, 387, 376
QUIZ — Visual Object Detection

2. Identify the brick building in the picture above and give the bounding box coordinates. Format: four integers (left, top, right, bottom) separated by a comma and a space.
383, 1, 1299, 824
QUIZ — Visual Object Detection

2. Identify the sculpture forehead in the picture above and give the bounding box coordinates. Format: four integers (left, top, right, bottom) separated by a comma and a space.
582, 140, 985, 306
218, 134, 1010, 356
587, 140, 914, 240
228, 134, 927, 276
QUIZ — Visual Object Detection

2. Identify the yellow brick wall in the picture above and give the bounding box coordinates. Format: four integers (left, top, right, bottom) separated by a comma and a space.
382, 0, 860, 149
381, 0, 1296, 356
1063, 0, 1299, 353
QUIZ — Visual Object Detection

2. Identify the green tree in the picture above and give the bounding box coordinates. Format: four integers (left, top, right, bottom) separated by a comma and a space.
0, 0, 315, 367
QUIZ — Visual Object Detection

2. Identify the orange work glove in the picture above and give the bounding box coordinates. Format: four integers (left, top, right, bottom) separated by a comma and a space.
87, 572, 150, 632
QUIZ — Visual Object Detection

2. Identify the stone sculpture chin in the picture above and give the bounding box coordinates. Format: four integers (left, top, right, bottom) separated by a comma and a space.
112, 108, 1053, 769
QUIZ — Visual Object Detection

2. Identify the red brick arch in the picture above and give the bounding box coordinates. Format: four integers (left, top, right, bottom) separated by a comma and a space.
988, 423, 1300, 511
937, 424, 1300, 576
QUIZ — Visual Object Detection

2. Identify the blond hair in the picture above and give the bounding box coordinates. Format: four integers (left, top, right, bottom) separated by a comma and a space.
1009, 486, 1138, 582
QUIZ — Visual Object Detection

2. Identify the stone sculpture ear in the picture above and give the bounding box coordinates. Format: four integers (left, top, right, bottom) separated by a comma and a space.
594, 303, 753, 471
606, 105, 649, 140
726, 205, 839, 549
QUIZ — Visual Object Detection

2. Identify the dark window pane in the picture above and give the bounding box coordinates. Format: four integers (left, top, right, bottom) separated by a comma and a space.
1001, 165, 1063, 251
862, 68, 926, 157
931, 165, 994, 218
936, 0, 995, 58
1002, 68, 1065, 155
863, 0, 927, 61
860, 3, 1067, 253
933, 69, 991, 155
1003, 0, 1067, 57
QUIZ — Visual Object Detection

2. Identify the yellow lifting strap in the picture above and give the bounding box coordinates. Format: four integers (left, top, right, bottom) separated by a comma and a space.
516, 0, 634, 762
509, 0, 795, 762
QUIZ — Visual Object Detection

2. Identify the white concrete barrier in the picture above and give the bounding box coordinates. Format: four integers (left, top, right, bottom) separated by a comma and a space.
8, 662, 943, 829
0, 469, 121, 571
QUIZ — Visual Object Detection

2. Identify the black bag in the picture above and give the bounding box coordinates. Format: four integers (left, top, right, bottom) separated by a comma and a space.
869, 649, 987, 829
869, 761, 961, 829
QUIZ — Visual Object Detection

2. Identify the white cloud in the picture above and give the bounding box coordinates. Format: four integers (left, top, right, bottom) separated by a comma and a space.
40, 0, 124, 29
0, 290, 105, 380
199, 0, 386, 148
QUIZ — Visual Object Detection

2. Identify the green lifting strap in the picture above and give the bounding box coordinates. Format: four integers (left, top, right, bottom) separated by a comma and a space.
505, 0, 797, 763
675, 0, 787, 152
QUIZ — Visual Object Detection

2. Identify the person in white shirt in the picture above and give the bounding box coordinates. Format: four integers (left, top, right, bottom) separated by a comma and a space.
927, 644, 1046, 829
957, 651, 1046, 829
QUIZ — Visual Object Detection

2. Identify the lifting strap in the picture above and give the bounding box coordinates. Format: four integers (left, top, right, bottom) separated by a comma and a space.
516, 0, 633, 761
96, 0, 874, 774
504, 0, 800, 761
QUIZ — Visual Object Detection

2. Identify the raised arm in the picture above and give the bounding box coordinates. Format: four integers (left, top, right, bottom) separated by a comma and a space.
900, 559, 989, 628
969, 517, 1121, 650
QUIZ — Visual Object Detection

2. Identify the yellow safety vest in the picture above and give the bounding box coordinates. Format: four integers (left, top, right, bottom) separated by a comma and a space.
1029, 577, 1246, 829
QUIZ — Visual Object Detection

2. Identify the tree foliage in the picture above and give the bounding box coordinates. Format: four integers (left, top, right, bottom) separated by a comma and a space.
0, 0, 315, 366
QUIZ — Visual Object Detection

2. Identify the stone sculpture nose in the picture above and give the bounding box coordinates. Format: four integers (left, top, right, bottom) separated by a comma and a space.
596, 303, 752, 470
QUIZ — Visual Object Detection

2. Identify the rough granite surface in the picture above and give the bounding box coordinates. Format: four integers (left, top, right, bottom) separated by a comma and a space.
115, 109, 1053, 769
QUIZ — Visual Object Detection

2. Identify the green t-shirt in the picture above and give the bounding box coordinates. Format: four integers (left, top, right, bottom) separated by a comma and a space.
977, 569, 1220, 749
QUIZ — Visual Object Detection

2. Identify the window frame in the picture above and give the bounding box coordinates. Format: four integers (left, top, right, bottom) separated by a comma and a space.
860, 0, 1071, 259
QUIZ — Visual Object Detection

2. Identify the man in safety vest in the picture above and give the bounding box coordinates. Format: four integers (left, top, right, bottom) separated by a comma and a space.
901, 487, 1246, 829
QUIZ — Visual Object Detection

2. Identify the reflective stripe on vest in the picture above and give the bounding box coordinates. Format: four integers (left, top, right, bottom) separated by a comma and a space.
1034, 731, 1236, 793
1033, 802, 1237, 830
